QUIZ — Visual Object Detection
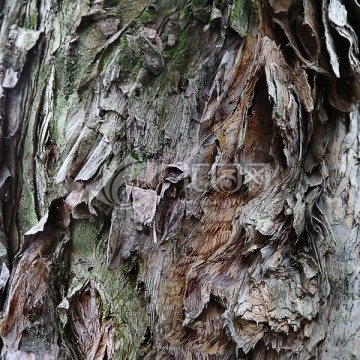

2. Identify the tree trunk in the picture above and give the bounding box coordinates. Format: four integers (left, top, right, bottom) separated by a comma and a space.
0, 0, 359, 358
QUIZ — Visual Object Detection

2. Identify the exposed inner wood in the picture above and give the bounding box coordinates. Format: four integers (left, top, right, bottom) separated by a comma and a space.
0, 0, 359, 359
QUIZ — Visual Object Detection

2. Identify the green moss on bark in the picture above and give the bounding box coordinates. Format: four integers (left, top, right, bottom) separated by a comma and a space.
68, 218, 148, 359
230, 0, 252, 37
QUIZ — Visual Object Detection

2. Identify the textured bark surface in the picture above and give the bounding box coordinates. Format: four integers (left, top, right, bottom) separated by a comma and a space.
0, 0, 360, 359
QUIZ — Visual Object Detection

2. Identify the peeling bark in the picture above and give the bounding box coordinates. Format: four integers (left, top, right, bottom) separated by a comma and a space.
0, 0, 360, 359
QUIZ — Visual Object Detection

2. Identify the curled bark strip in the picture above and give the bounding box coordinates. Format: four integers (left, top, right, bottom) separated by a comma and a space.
1, 0, 360, 358
0, 198, 70, 359
68, 282, 115, 360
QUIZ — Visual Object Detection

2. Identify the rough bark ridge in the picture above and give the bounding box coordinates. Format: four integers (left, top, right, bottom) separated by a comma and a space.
0, 0, 359, 359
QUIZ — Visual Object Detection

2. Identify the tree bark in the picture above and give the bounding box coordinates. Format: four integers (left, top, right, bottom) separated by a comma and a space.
0, 0, 360, 359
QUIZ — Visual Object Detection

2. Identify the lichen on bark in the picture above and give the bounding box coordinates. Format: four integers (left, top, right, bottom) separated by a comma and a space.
0, 0, 360, 359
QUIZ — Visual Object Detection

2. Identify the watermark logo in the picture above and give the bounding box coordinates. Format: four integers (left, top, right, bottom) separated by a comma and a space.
192, 163, 271, 194
100, 160, 271, 209
99, 157, 146, 209
211, 164, 244, 194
